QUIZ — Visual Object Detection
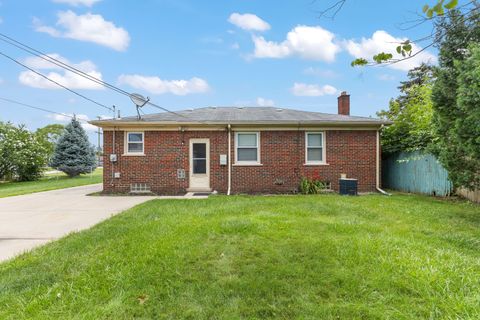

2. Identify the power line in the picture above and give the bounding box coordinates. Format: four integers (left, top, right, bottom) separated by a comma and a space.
0, 33, 129, 97
0, 32, 207, 123
0, 96, 98, 125
0, 50, 114, 112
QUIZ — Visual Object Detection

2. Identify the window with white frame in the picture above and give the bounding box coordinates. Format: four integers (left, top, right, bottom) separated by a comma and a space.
305, 132, 325, 164
126, 132, 144, 154
236, 132, 260, 164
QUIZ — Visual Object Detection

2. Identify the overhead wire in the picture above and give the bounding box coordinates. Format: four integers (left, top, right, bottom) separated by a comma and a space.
0, 32, 208, 123
0, 96, 102, 126
0, 33, 130, 97
0, 50, 114, 112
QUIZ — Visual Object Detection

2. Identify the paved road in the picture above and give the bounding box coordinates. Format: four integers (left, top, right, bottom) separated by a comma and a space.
0, 184, 156, 262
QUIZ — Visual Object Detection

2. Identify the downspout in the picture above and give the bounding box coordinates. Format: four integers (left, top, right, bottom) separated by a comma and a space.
110, 125, 116, 187
227, 124, 232, 195
110, 106, 118, 188
376, 127, 390, 195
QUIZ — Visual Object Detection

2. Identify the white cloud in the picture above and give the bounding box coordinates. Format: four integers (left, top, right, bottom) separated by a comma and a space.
34, 11, 130, 51
252, 25, 340, 62
19, 53, 104, 90
231, 42, 240, 50
228, 13, 270, 32
47, 113, 97, 131
118, 75, 210, 95
52, 0, 101, 6
256, 97, 274, 106
291, 83, 337, 97
345, 30, 437, 71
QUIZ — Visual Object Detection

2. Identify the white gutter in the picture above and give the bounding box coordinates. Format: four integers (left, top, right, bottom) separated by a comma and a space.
227, 124, 232, 195
90, 120, 390, 128
376, 128, 391, 195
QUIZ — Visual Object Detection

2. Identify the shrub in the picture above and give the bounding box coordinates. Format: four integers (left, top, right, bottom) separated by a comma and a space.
299, 177, 328, 194
0, 122, 49, 181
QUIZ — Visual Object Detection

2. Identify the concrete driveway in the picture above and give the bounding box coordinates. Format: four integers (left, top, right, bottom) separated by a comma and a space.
0, 184, 156, 262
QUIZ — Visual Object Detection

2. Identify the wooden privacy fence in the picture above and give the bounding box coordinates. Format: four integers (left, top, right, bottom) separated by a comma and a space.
382, 151, 452, 196
457, 188, 480, 203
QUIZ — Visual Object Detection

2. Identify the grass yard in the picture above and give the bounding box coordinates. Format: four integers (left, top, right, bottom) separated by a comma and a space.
0, 168, 102, 198
1, 194, 479, 319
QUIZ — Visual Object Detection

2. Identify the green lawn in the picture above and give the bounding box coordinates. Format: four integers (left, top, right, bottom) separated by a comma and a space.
1, 194, 479, 319
0, 168, 103, 198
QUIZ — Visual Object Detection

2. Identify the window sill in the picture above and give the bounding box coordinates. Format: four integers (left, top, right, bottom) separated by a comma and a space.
122, 153, 146, 156
233, 163, 263, 166
304, 163, 329, 166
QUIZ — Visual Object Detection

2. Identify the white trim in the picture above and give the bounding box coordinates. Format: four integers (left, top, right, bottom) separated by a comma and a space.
234, 132, 261, 165
305, 131, 326, 165
124, 131, 144, 155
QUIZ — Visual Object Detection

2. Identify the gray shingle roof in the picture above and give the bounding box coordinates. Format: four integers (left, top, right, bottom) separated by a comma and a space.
95, 107, 388, 125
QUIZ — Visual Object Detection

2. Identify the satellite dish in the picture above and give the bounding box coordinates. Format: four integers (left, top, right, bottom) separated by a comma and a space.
129, 93, 149, 120
130, 93, 149, 107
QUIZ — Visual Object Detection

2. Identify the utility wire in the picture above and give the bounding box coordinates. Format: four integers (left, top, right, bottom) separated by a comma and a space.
0, 96, 99, 125
0, 32, 206, 123
0, 50, 113, 112
0, 33, 129, 97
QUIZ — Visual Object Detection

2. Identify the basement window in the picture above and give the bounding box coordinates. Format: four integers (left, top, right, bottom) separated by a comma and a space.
130, 183, 150, 193
125, 132, 144, 155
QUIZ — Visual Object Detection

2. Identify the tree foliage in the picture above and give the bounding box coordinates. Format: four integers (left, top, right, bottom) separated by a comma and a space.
35, 124, 65, 157
50, 118, 97, 177
378, 64, 435, 154
349, 0, 475, 67
0, 122, 49, 181
453, 44, 480, 188
432, 9, 480, 189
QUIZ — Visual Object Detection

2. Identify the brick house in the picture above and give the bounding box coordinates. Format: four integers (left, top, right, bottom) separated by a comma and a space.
90, 92, 389, 195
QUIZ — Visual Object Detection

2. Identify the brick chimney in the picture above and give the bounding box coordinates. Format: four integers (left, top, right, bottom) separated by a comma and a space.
337, 91, 350, 116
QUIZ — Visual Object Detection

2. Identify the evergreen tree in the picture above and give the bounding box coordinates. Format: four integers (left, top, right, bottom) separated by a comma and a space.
50, 118, 97, 177
432, 9, 480, 189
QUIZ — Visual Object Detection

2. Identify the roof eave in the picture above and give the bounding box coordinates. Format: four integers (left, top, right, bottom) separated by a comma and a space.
89, 120, 390, 128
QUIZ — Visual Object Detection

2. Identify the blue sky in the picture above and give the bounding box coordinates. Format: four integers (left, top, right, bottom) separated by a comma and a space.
0, 0, 437, 144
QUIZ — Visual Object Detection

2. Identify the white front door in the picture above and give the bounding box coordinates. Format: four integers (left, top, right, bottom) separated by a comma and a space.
188, 138, 210, 191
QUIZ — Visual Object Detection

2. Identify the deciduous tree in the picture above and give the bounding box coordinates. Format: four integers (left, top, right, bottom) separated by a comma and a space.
378, 64, 435, 154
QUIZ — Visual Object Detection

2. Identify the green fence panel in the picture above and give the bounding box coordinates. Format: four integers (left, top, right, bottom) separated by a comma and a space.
382, 151, 452, 196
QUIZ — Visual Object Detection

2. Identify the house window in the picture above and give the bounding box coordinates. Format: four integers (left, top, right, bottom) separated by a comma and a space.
305, 132, 325, 164
192, 143, 207, 174
235, 132, 260, 164
126, 132, 144, 154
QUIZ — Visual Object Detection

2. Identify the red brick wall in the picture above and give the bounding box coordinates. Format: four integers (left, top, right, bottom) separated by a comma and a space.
103, 129, 378, 194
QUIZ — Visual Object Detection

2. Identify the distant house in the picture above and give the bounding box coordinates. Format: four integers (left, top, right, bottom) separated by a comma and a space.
90, 92, 389, 195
